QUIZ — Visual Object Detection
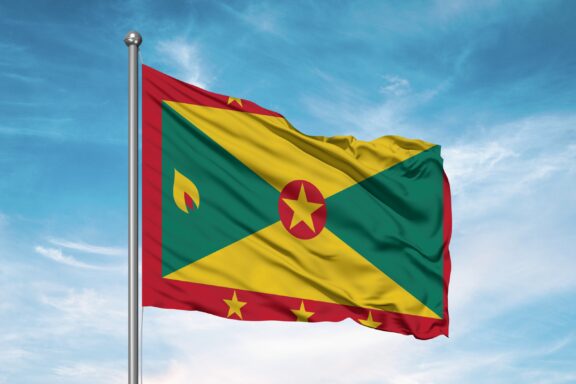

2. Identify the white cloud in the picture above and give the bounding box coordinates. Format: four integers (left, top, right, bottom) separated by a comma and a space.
53, 363, 124, 384
0, 125, 69, 139
430, 0, 502, 20
1, 72, 44, 83
141, 308, 575, 384
235, 2, 283, 35
450, 220, 576, 332
40, 288, 125, 335
443, 141, 516, 194
34, 238, 126, 270
34, 246, 104, 269
48, 238, 125, 257
0, 343, 32, 383
443, 114, 576, 216
441, 114, 576, 333
156, 39, 209, 88
0, 346, 30, 365
0, 213, 7, 234
216, 2, 285, 37
380, 75, 412, 97
304, 75, 447, 139
143, 312, 410, 384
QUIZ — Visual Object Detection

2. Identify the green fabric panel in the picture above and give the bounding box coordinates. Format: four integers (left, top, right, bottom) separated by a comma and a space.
326, 147, 444, 317
161, 103, 280, 276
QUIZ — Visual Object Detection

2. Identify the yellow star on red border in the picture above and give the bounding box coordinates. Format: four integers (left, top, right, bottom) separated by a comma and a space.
223, 291, 247, 319
359, 311, 381, 328
291, 301, 315, 322
227, 96, 243, 107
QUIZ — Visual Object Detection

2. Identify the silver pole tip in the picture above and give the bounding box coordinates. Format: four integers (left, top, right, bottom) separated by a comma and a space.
124, 31, 142, 47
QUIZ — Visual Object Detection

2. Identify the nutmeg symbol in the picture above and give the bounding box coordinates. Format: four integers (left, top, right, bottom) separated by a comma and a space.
173, 169, 200, 213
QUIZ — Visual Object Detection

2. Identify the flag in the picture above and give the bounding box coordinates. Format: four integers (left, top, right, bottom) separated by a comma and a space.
142, 65, 452, 339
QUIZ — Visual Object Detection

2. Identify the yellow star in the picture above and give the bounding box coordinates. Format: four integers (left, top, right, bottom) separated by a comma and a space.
227, 96, 243, 107
223, 291, 247, 319
291, 301, 315, 322
282, 185, 324, 232
359, 311, 381, 329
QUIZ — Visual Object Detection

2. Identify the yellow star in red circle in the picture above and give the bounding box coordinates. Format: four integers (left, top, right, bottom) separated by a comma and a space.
282, 184, 324, 232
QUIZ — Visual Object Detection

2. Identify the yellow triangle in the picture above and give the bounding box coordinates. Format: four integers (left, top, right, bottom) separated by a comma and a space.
165, 222, 440, 319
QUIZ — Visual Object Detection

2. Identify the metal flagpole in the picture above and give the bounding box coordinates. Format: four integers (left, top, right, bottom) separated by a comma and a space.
124, 30, 142, 384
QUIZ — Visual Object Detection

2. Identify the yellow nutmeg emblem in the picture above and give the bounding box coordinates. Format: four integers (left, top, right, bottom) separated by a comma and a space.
173, 169, 200, 213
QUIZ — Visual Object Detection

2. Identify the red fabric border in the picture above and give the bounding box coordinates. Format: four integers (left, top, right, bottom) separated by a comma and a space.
142, 64, 451, 339
442, 171, 452, 336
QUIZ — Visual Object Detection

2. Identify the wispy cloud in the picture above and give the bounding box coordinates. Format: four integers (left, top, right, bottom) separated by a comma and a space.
0, 346, 30, 366
380, 75, 412, 97
143, 313, 406, 384
155, 38, 209, 88
0, 213, 7, 230
34, 246, 104, 270
40, 288, 125, 335
48, 238, 125, 257
0, 72, 44, 83
0, 338, 32, 381
0, 41, 29, 67
304, 73, 448, 139
142, 309, 576, 384
443, 113, 576, 216
222, 2, 285, 36
443, 141, 516, 195
34, 238, 125, 270
0, 125, 67, 139
442, 113, 576, 332
53, 362, 124, 384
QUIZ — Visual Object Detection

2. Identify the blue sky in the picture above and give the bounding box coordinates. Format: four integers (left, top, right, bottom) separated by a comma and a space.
1, 0, 575, 383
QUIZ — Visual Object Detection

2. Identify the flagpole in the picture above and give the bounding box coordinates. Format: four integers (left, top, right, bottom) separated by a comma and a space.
124, 30, 142, 384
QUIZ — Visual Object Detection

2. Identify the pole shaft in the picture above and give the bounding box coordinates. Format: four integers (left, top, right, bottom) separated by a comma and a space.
125, 31, 141, 384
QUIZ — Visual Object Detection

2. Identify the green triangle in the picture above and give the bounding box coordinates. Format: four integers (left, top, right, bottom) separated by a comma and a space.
161, 102, 280, 276
325, 147, 445, 317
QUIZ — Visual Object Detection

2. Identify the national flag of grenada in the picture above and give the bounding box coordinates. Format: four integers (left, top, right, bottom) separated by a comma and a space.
142, 65, 452, 339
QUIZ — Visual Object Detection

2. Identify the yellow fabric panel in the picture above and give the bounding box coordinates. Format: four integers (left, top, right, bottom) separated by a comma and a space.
166, 102, 435, 198
165, 222, 440, 319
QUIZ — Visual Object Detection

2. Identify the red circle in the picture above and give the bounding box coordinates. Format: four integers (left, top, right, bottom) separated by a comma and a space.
278, 180, 327, 239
